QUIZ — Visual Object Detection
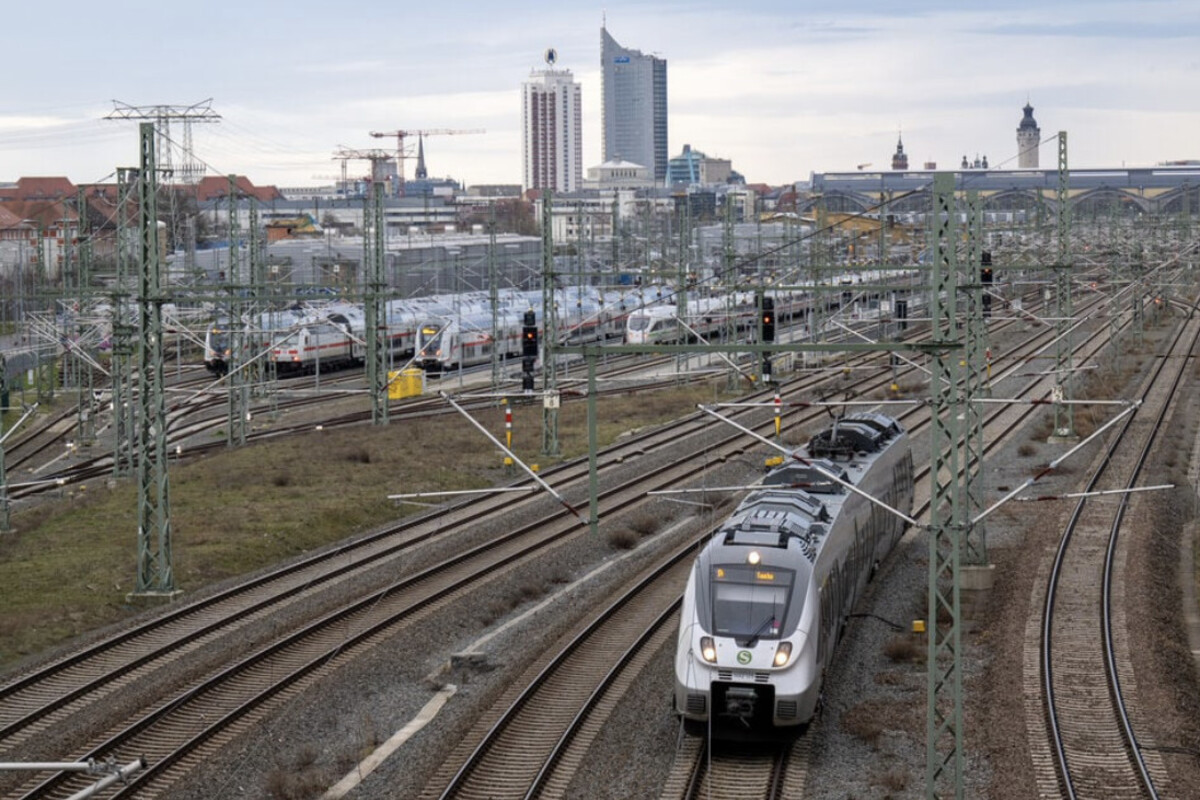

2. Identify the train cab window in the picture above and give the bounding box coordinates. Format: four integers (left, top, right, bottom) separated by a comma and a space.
628, 316, 652, 331
710, 564, 796, 641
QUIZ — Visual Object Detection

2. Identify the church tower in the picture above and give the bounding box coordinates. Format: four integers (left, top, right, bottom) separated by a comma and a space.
1017, 102, 1040, 168
891, 133, 908, 170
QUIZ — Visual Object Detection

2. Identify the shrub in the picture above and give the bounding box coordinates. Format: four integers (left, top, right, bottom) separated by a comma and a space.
627, 511, 660, 536
606, 527, 639, 550
875, 767, 909, 791
841, 704, 884, 745
882, 635, 925, 664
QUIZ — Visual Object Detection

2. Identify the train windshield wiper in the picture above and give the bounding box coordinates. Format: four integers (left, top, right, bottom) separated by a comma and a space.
744, 611, 777, 647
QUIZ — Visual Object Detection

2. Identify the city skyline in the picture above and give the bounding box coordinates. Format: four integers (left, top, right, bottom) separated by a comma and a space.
0, 1, 1195, 190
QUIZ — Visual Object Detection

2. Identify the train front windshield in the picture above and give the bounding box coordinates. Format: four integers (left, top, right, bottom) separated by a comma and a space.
627, 315, 652, 332
710, 564, 795, 640
208, 328, 229, 354
419, 324, 446, 354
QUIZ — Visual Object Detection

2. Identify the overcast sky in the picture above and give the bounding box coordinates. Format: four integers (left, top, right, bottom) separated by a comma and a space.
0, 0, 1196, 189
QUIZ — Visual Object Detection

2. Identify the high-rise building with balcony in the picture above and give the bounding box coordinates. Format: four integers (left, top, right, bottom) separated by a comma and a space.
601, 25, 667, 184
522, 51, 583, 193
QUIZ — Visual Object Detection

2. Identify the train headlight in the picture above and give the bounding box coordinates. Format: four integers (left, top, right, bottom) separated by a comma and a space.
700, 636, 717, 663
747, 550, 761, 566
773, 642, 793, 667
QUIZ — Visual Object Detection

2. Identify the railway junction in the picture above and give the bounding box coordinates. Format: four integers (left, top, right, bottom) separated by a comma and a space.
1, 130, 1200, 799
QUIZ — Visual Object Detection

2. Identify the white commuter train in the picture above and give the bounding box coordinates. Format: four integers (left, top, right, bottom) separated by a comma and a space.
674, 412, 914, 737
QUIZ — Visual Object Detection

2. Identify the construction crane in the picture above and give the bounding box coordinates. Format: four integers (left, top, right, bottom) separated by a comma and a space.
367, 128, 484, 196
331, 146, 395, 198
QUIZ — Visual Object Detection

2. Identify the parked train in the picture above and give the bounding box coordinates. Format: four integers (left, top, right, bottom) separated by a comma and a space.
625, 292, 799, 345
627, 270, 922, 346
413, 288, 630, 372
203, 291, 496, 376
673, 411, 914, 737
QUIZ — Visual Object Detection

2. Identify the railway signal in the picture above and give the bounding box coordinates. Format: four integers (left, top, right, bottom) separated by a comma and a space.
522, 310, 538, 357
521, 310, 537, 393
760, 296, 775, 343
981, 251, 994, 316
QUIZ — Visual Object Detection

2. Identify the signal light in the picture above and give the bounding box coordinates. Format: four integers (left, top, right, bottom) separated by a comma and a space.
521, 309, 538, 357
761, 296, 775, 343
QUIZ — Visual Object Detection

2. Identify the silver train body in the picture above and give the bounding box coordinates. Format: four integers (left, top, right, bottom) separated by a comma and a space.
625, 291, 805, 345
674, 411, 914, 736
627, 270, 924, 346
413, 288, 630, 372
203, 292, 495, 376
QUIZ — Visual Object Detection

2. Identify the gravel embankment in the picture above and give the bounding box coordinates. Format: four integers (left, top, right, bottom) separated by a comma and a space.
16, 316, 1200, 800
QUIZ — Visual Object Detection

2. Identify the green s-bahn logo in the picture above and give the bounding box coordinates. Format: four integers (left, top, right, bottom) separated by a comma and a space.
737, 650, 752, 665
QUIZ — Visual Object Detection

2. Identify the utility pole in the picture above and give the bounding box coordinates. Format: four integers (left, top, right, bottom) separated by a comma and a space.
0, 354, 9, 532
1051, 131, 1077, 441
963, 190, 987, 565
74, 188, 96, 447
247, 196, 267, 396
226, 176, 248, 447
365, 178, 388, 425
333, 146, 394, 425
488, 208, 502, 391
541, 192, 559, 456
925, 172, 965, 799
111, 168, 136, 478
133, 123, 177, 598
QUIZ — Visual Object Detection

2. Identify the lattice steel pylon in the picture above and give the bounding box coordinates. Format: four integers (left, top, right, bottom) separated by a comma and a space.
963, 190, 987, 564
925, 172, 966, 799
225, 176, 249, 447
247, 196, 268, 396
1051, 131, 1077, 440
133, 123, 176, 597
541, 192, 559, 456
74, 187, 96, 447
489, 210, 502, 391
111, 168, 137, 479
0, 354, 9, 532
365, 180, 388, 425
106, 99, 220, 184
333, 147, 393, 425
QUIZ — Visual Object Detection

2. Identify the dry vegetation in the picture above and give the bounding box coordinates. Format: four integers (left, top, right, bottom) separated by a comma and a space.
0, 382, 724, 667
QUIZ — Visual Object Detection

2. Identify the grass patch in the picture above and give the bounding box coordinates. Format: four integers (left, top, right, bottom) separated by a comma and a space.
882, 635, 925, 664
874, 766, 910, 793
606, 527, 639, 550
0, 381, 733, 667
841, 703, 885, 746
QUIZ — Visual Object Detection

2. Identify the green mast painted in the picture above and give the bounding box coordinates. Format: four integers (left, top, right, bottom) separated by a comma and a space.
1051, 131, 1077, 441
365, 179, 388, 425
111, 167, 136, 478
541, 191, 559, 456
925, 172, 965, 799
133, 122, 176, 597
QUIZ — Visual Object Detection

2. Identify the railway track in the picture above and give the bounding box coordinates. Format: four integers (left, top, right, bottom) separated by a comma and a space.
0, 341, 929, 796
427, 542, 690, 800
1033, 296, 1200, 799
409, 297, 1146, 799
0, 283, 1135, 796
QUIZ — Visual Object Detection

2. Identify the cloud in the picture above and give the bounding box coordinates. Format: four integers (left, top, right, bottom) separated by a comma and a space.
293, 59, 390, 75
